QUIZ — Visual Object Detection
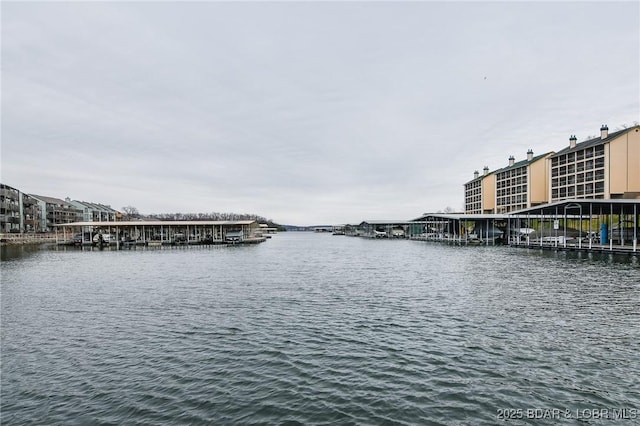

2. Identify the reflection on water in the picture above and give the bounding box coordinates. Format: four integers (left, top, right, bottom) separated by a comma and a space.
0, 244, 46, 262
515, 245, 640, 265
1, 234, 639, 425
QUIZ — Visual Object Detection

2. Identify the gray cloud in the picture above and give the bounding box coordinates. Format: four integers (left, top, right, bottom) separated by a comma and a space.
2, 2, 638, 225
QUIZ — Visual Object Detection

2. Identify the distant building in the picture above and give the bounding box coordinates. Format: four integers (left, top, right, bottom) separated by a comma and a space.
550, 125, 640, 201
0, 183, 40, 233
68, 200, 119, 222
464, 166, 496, 214
494, 150, 554, 213
465, 123, 639, 213
29, 194, 82, 232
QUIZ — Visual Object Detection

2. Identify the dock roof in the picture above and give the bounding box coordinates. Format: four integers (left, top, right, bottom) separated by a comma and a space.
54, 220, 257, 227
412, 213, 510, 221
509, 199, 640, 216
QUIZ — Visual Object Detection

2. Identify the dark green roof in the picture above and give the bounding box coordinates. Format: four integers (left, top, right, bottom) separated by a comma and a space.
551, 126, 638, 158
493, 152, 553, 174
465, 152, 553, 184
464, 170, 495, 185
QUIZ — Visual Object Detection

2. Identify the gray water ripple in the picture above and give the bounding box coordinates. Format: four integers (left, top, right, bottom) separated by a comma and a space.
2, 235, 640, 424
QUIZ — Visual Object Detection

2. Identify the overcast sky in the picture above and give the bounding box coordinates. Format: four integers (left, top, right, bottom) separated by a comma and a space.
2, 1, 638, 225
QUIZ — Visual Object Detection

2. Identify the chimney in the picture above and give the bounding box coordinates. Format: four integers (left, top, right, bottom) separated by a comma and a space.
508, 155, 515, 167
527, 149, 533, 161
601, 124, 608, 139
569, 135, 577, 148
483, 166, 489, 175
474, 170, 479, 179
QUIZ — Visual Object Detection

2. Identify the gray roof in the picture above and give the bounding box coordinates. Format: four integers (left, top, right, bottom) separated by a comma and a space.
413, 213, 510, 221
72, 200, 117, 213
510, 198, 640, 216
359, 220, 414, 225
54, 220, 257, 227
29, 194, 76, 207
550, 127, 637, 158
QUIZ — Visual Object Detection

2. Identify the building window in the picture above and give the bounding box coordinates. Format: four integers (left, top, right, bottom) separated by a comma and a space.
585, 183, 593, 194
595, 157, 605, 169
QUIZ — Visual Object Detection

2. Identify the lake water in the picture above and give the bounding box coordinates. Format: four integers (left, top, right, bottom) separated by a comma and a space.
1, 233, 639, 424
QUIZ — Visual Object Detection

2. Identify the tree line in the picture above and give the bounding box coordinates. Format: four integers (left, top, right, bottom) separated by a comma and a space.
121, 206, 284, 230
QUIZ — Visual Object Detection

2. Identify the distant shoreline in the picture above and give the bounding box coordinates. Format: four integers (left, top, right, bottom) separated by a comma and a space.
0, 234, 56, 246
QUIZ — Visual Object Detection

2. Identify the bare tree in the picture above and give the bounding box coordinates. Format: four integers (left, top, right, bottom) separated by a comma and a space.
121, 205, 140, 220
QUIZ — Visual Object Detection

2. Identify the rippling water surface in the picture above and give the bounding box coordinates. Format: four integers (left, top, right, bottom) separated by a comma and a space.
2, 234, 639, 424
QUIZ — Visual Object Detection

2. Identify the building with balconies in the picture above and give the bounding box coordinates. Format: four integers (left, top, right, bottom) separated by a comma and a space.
68, 200, 119, 222
494, 150, 554, 214
550, 125, 640, 202
464, 166, 496, 214
1, 184, 22, 232
0, 184, 41, 233
29, 194, 82, 232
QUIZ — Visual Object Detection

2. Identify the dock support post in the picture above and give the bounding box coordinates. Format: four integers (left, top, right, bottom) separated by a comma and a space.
563, 206, 567, 249
620, 205, 624, 246
539, 216, 543, 248
555, 206, 559, 249
610, 202, 613, 251
589, 203, 593, 250
493, 219, 495, 245
634, 204, 637, 253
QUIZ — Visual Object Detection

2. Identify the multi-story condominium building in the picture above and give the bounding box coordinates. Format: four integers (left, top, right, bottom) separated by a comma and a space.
68, 200, 119, 222
30, 194, 82, 232
1, 184, 21, 232
494, 150, 554, 213
465, 150, 553, 214
464, 166, 496, 214
0, 183, 41, 233
550, 125, 640, 202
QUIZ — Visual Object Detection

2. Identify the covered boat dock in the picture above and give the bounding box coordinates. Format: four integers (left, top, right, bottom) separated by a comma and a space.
410, 200, 639, 254
410, 213, 510, 245
54, 220, 265, 247
506, 199, 639, 254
